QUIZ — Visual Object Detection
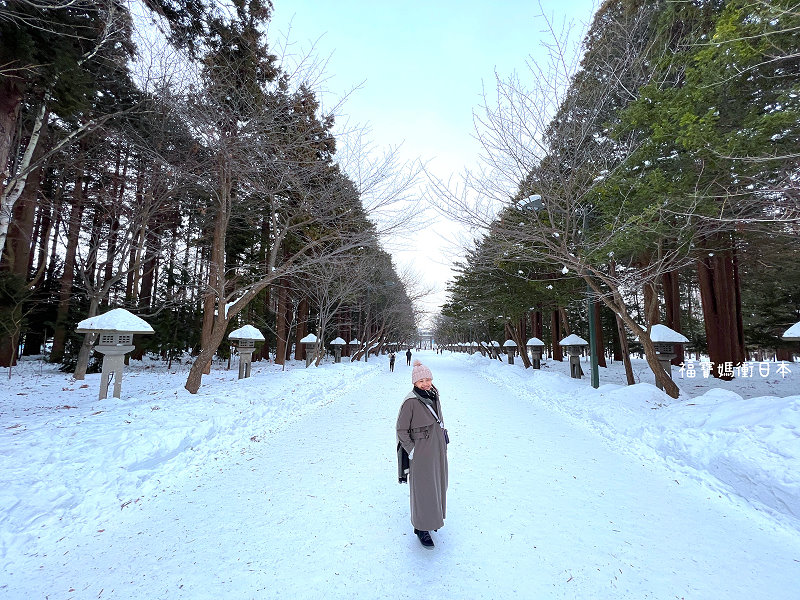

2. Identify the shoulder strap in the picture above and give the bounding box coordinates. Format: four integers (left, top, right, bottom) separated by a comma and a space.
416, 397, 444, 428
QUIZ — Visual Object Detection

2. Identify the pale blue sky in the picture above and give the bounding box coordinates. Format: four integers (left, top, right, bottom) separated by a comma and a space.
269, 1, 599, 320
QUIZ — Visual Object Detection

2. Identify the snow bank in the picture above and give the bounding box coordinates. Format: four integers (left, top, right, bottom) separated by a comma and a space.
466, 353, 800, 531
2, 349, 799, 575
0, 357, 381, 565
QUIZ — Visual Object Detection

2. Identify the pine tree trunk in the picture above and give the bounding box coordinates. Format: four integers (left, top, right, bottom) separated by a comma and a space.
0, 115, 48, 365
294, 295, 309, 360
34, 182, 59, 283
73, 299, 100, 380
284, 302, 295, 363
643, 282, 660, 326
4, 147, 41, 276
697, 244, 745, 380
559, 306, 571, 336
0, 79, 23, 187
609, 262, 634, 384
616, 313, 635, 385
50, 148, 87, 363
529, 308, 543, 339
663, 270, 684, 366
593, 301, 607, 368
551, 309, 563, 361
0, 98, 49, 264
139, 236, 160, 312
275, 279, 290, 366
185, 316, 229, 393
513, 317, 531, 368
0, 160, 38, 367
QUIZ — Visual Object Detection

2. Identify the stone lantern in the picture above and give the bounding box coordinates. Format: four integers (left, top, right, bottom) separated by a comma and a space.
228, 324, 264, 379
75, 308, 154, 400
526, 337, 545, 369
330, 337, 346, 363
300, 333, 320, 367
503, 339, 517, 364
647, 324, 690, 390
782, 321, 800, 341
560, 334, 588, 379
489, 340, 502, 360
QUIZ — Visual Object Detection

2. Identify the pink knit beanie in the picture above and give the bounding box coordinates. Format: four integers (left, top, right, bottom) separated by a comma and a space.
412, 360, 433, 384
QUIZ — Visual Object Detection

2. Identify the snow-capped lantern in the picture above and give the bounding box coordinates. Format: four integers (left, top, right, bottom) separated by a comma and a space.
526, 337, 546, 369
782, 321, 800, 341
560, 334, 588, 379
647, 324, 690, 390
489, 340, 502, 360
649, 324, 688, 356
300, 333, 319, 367
75, 308, 154, 400
228, 324, 265, 379
330, 337, 346, 363
503, 339, 517, 365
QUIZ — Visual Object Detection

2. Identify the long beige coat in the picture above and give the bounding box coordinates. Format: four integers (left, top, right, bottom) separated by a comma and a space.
396, 388, 448, 531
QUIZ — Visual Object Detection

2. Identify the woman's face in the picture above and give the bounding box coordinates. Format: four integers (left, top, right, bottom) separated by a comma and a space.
415, 377, 433, 391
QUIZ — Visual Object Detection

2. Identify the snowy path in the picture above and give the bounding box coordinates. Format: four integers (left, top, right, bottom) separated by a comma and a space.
11, 352, 800, 599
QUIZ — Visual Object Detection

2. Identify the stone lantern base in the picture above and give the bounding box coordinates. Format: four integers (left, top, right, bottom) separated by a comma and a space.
570, 355, 584, 379
238, 349, 254, 379
97, 346, 134, 399
656, 353, 677, 390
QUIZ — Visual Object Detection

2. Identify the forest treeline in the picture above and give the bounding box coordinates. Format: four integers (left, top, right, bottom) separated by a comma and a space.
432, 0, 800, 397
0, 1, 418, 392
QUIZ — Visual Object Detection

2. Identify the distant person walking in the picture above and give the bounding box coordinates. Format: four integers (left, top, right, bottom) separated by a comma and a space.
406, 348, 412, 366
396, 360, 448, 548
389, 352, 396, 372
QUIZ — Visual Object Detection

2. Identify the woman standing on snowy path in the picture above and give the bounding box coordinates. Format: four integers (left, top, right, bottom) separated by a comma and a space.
396, 360, 448, 548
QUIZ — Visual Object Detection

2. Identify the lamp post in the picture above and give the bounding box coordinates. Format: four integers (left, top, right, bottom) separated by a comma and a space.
582, 206, 600, 389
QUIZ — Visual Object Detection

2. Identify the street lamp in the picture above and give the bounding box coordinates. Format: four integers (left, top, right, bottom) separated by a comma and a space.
582, 208, 600, 389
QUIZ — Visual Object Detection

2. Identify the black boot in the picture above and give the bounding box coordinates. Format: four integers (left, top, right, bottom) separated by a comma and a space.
414, 528, 434, 548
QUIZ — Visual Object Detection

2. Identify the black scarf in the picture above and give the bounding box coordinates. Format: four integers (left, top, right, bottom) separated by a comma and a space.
413, 385, 438, 406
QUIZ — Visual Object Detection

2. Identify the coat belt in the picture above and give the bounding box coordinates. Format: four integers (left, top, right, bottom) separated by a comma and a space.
409, 425, 431, 439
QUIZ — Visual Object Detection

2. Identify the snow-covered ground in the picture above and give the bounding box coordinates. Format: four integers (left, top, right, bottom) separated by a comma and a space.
1, 350, 799, 599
